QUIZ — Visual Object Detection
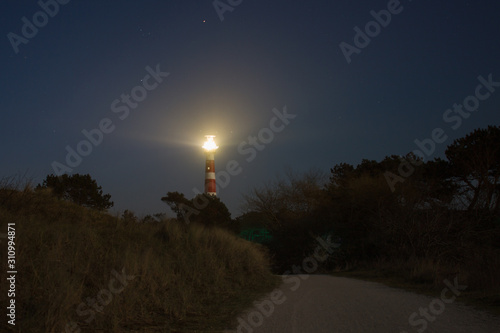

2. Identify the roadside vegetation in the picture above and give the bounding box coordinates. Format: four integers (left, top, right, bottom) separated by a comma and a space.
0, 182, 279, 332
242, 126, 500, 313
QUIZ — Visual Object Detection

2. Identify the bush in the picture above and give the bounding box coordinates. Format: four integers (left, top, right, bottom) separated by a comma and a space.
0, 188, 279, 332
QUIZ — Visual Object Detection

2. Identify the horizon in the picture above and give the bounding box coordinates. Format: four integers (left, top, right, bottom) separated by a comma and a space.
1, 0, 499, 217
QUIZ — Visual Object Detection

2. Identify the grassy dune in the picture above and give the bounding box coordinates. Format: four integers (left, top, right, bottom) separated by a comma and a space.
0, 187, 279, 332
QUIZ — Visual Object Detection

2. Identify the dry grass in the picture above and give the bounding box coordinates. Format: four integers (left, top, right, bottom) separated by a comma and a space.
0, 186, 279, 332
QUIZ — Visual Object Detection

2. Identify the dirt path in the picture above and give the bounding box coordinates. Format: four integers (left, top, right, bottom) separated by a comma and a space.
225, 275, 500, 333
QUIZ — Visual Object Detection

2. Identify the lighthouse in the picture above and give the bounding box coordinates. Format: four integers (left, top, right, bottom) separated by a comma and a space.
202, 135, 218, 196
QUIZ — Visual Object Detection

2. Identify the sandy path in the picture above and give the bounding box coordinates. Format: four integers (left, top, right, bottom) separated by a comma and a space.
225, 275, 500, 333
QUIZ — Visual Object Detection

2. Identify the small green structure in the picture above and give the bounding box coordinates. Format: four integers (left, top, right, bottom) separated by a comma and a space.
239, 228, 273, 244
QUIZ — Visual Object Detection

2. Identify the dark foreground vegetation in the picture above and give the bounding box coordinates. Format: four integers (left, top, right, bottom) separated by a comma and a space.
0, 185, 279, 332
242, 126, 500, 309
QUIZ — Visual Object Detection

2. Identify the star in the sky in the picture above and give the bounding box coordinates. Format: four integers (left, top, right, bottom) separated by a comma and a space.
138, 26, 151, 37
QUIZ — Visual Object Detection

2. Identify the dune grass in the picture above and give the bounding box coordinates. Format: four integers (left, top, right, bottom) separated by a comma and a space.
0, 186, 279, 332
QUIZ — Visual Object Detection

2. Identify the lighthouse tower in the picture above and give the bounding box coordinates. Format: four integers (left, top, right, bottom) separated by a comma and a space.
202, 135, 218, 196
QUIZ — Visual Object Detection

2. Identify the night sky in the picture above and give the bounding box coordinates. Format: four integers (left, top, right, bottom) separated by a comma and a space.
1, 0, 499, 217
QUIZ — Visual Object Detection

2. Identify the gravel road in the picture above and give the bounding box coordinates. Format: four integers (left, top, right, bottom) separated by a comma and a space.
226, 275, 500, 333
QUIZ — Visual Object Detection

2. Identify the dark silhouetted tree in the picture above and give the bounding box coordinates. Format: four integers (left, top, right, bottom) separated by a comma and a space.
445, 125, 500, 213
243, 169, 332, 270
161, 191, 191, 219
121, 210, 138, 223
161, 191, 236, 232
37, 174, 113, 210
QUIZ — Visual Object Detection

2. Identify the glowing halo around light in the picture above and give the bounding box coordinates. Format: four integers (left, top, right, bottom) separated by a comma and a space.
202, 135, 218, 151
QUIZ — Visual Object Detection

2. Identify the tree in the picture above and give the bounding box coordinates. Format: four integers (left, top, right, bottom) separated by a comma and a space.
37, 174, 113, 210
327, 160, 396, 262
193, 194, 234, 230
243, 169, 329, 233
326, 155, 457, 263
243, 169, 332, 270
160, 191, 191, 219
161, 191, 236, 232
121, 210, 138, 223
331, 154, 454, 210
141, 213, 167, 223
445, 126, 500, 213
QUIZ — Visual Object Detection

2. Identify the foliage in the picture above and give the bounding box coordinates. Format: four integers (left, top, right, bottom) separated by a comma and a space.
243, 169, 328, 232
242, 126, 500, 287
121, 209, 138, 223
161, 191, 237, 232
0, 187, 279, 332
243, 169, 332, 270
160, 191, 191, 218
36, 173, 113, 211
445, 125, 500, 213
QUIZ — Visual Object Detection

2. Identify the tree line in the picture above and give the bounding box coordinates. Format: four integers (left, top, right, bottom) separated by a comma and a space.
242, 126, 500, 288
35, 126, 500, 288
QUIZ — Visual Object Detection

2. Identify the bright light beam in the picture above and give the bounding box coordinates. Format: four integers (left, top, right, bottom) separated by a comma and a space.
202, 135, 218, 151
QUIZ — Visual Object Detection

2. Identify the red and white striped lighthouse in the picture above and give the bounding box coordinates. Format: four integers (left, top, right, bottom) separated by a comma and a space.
202, 135, 218, 196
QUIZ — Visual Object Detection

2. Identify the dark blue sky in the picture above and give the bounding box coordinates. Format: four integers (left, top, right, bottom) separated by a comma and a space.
1, 0, 499, 217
